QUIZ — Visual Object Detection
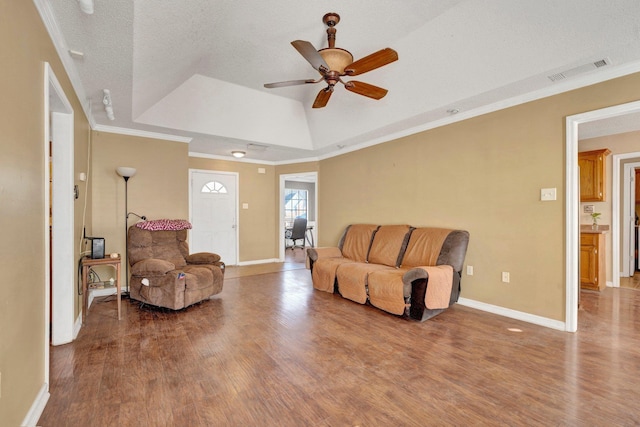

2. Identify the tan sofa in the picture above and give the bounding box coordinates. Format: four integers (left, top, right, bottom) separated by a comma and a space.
127, 224, 224, 310
307, 224, 469, 321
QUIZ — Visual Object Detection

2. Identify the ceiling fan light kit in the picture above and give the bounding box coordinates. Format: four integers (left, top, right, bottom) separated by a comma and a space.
264, 12, 398, 109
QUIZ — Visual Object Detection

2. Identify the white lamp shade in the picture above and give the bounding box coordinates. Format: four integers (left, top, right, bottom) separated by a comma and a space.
116, 166, 137, 178
231, 151, 245, 158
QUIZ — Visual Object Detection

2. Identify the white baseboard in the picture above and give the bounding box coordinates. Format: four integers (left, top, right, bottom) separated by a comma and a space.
87, 287, 117, 308
21, 382, 49, 427
457, 297, 566, 331
73, 313, 82, 339
236, 258, 280, 266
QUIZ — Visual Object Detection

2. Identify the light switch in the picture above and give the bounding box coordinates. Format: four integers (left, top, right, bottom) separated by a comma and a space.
540, 188, 556, 201
242, 203, 249, 209
258, 168, 266, 174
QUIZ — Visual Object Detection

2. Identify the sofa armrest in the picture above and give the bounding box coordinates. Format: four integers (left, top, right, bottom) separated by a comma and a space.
306, 246, 343, 262
131, 258, 175, 276
402, 265, 457, 320
186, 252, 221, 264
306, 246, 343, 271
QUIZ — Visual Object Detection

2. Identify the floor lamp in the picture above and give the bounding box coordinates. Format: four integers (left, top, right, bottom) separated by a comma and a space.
116, 166, 136, 294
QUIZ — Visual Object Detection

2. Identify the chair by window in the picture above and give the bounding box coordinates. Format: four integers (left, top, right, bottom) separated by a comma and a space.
286, 217, 307, 250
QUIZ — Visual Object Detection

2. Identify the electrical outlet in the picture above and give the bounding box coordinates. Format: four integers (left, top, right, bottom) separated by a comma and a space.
466, 265, 474, 276
502, 272, 510, 283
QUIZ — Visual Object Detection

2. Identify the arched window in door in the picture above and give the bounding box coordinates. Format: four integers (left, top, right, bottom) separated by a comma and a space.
201, 181, 228, 194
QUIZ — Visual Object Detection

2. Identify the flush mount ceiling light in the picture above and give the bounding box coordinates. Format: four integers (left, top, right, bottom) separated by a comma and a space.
231, 151, 246, 158
77, 0, 94, 14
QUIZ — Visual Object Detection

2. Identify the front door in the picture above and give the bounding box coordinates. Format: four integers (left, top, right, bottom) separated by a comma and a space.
190, 170, 238, 265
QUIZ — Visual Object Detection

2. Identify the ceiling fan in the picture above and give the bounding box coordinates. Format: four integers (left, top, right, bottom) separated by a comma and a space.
264, 13, 398, 108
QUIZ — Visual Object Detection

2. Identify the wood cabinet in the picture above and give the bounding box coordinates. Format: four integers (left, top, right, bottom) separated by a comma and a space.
578, 148, 610, 202
580, 232, 605, 291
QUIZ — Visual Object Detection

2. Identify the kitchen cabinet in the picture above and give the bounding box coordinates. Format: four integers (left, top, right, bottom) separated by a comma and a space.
578, 148, 610, 202
580, 230, 606, 291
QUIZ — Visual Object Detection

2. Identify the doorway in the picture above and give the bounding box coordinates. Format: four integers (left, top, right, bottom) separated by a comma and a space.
279, 172, 318, 261
44, 63, 75, 390
622, 161, 640, 278
566, 99, 640, 332
189, 169, 239, 265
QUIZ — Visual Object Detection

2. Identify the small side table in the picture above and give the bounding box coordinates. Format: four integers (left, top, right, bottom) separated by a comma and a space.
82, 255, 121, 324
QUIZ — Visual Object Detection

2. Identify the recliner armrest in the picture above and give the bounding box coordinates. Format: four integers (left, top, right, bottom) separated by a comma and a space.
186, 252, 221, 264
131, 258, 175, 276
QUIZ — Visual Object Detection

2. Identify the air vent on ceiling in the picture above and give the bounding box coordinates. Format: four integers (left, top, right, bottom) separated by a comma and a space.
547, 58, 611, 82
247, 143, 269, 151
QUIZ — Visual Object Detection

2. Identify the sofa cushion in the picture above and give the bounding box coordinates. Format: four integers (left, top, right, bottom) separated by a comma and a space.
368, 269, 410, 315
400, 227, 452, 268
150, 230, 188, 267
312, 257, 354, 293
336, 262, 394, 304
341, 224, 379, 262
367, 225, 412, 267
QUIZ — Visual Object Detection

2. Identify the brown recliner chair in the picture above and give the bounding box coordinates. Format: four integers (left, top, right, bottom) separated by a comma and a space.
127, 221, 224, 310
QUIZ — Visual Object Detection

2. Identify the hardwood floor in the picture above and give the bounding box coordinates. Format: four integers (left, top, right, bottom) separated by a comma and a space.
39, 262, 640, 426
620, 271, 640, 290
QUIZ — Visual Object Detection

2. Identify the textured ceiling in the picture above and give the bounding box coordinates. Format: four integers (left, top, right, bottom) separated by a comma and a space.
40, 0, 640, 162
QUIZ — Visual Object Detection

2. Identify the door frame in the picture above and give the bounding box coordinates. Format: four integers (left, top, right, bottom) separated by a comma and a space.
279, 172, 318, 261
622, 160, 640, 277
188, 169, 239, 265
46, 63, 76, 348
44, 63, 75, 377
566, 99, 640, 332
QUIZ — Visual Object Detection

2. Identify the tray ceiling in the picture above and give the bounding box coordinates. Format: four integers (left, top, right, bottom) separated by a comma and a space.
38, 0, 640, 162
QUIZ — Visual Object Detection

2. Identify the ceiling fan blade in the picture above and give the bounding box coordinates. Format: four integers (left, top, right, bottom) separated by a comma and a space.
344, 48, 398, 76
264, 79, 318, 88
344, 81, 388, 100
312, 87, 333, 108
291, 40, 330, 73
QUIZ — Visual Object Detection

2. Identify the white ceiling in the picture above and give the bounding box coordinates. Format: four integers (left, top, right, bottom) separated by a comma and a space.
38, 0, 640, 162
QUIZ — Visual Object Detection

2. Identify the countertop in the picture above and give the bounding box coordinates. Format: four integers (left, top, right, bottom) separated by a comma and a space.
580, 224, 609, 234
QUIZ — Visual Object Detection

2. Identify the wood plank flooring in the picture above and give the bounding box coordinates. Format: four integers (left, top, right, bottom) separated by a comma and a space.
39, 263, 640, 426
620, 271, 640, 289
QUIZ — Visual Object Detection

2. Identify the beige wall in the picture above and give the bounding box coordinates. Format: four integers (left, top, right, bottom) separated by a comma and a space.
0, 0, 91, 424
317, 74, 640, 322
5, 1, 640, 423
579, 131, 640, 280
91, 132, 189, 269
188, 157, 279, 262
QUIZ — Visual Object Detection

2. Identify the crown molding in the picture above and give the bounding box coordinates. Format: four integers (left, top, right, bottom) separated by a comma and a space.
34, 0, 640, 165
33, 0, 94, 127
188, 152, 275, 165
94, 125, 192, 143
316, 59, 640, 162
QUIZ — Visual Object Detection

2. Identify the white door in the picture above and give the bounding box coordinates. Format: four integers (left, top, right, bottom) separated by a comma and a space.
190, 170, 238, 265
